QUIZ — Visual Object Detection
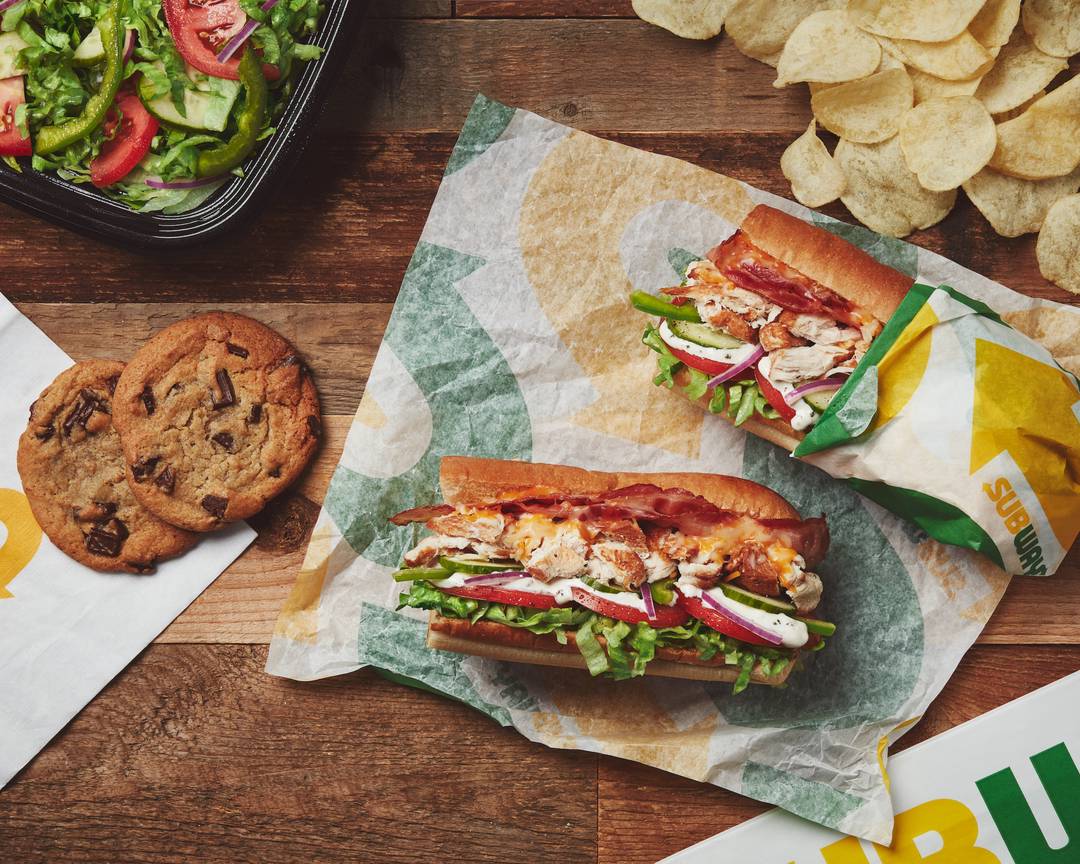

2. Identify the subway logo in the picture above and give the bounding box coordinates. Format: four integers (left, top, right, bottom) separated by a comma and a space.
983, 478, 1047, 577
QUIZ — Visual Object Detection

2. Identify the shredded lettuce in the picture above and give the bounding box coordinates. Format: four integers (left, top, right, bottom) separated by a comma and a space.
397, 582, 802, 693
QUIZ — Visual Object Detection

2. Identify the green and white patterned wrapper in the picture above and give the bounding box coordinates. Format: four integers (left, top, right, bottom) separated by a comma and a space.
265, 95, 1077, 844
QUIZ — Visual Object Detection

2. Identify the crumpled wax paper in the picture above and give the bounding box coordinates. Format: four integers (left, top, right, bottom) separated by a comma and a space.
264, 94, 1080, 843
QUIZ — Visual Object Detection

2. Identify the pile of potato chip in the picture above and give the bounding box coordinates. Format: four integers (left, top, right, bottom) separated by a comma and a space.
631, 0, 1080, 294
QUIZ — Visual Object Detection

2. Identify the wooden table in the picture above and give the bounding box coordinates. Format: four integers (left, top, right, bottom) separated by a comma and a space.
3, 3, 1079, 861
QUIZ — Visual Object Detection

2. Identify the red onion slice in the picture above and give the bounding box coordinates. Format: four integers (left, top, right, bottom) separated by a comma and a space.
785, 375, 848, 405
123, 29, 136, 63
640, 584, 657, 621
0, 0, 24, 12
462, 570, 529, 585
216, 0, 278, 63
706, 344, 765, 388
145, 175, 226, 190
700, 590, 783, 645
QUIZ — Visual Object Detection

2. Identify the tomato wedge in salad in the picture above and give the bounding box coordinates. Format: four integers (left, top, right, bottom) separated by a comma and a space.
441, 585, 563, 611
754, 367, 796, 423
0, 76, 31, 157
676, 591, 777, 646
90, 90, 158, 188
163, 0, 279, 81
663, 339, 733, 378
571, 586, 690, 627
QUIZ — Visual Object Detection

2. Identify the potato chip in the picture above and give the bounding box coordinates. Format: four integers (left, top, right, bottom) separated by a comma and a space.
968, 0, 1022, 50
1022, 0, 1080, 58
909, 67, 983, 102
726, 0, 844, 67
631, 0, 736, 40
810, 68, 914, 142
835, 137, 957, 236
847, 0, 985, 43
899, 96, 996, 190
963, 166, 1080, 236
990, 75, 1080, 180
882, 31, 995, 81
992, 90, 1045, 122
774, 11, 882, 87
975, 26, 1068, 115
1037, 194, 1080, 293
780, 121, 847, 208
808, 52, 903, 95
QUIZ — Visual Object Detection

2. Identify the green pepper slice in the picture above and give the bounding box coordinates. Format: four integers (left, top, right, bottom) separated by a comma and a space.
196, 45, 268, 178
629, 290, 703, 323
34, 1, 125, 157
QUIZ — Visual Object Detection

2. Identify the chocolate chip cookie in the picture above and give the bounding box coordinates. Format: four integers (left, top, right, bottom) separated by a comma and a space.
16, 361, 198, 573
111, 313, 321, 532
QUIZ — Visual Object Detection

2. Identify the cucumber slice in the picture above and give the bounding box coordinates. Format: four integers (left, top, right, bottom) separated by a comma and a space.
137, 63, 241, 133
438, 555, 522, 574
392, 567, 451, 582
668, 320, 745, 350
0, 32, 28, 78
72, 27, 105, 67
718, 582, 796, 614
798, 617, 837, 637
804, 389, 837, 413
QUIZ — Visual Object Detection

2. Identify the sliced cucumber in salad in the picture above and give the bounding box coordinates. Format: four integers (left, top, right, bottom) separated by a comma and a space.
392, 566, 451, 582
718, 583, 796, 614
797, 617, 837, 637
137, 64, 241, 133
803, 390, 837, 413
438, 555, 523, 574
0, 32, 28, 78
668, 319, 745, 350
71, 27, 105, 67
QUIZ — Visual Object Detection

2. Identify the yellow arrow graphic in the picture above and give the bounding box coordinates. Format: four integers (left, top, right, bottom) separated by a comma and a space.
0, 488, 43, 599
972, 340, 1080, 549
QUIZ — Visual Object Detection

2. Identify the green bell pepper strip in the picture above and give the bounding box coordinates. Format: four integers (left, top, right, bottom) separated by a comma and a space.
196, 45, 268, 178
629, 290, 703, 323
34, 1, 124, 157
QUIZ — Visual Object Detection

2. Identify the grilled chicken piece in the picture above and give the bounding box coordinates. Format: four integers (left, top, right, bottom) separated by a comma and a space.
767, 345, 852, 383
781, 311, 861, 346
785, 570, 823, 614
676, 560, 724, 588
594, 519, 648, 553
427, 509, 505, 543
729, 542, 783, 597
588, 541, 649, 590
759, 321, 808, 352
403, 535, 471, 567
525, 531, 588, 582
702, 307, 757, 343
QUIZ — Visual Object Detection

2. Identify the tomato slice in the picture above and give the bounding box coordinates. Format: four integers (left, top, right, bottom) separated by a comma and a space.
676, 591, 776, 646
0, 76, 31, 157
441, 585, 562, 611
662, 338, 734, 378
571, 586, 690, 627
90, 90, 158, 188
754, 367, 796, 423
163, 0, 279, 81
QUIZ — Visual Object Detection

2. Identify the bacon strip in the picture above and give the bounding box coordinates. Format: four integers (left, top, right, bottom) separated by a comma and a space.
707, 231, 860, 327
389, 484, 830, 567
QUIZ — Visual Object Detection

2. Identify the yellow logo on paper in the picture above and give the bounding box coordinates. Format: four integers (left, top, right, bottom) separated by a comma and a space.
0, 488, 43, 598
972, 340, 1080, 555
865, 302, 936, 436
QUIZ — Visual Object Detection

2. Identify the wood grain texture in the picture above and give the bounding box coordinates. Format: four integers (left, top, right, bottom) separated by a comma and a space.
597, 645, 1080, 864
457, 1, 635, 16
1, 646, 598, 864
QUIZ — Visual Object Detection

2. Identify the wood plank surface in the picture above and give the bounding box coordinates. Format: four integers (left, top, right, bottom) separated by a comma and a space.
1, 7, 1077, 864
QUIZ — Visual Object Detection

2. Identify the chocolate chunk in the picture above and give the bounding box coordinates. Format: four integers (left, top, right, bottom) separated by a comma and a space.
306, 415, 321, 438
268, 466, 281, 478
92, 501, 118, 521
154, 466, 176, 495
168, 382, 183, 396
35, 424, 55, 441
212, 431, 235, 452
85, 518, 129, 557
105, 374, 120, 395
274, 354, 308, 376
61, 392, 98, 436
212, 369, 236, 409
131, 456, 161, 481
226, 342, 249, 358
140, 385, 155, 416
201, 495, 228, 519
73, 501, 117, 526
247, 403, 262, 424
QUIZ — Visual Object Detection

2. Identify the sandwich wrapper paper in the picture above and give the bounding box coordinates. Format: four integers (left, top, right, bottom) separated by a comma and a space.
0, 295, 255, 790
267, 95, 1080, 843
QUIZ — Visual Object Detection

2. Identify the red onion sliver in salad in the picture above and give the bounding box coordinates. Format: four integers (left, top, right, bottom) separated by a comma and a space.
217, 0, 279, 63
462, 570, 530, 585
700, 590, 783, 645
785, 376, 848, 405
706, 344, 764, 388
0, 0, 24, 13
